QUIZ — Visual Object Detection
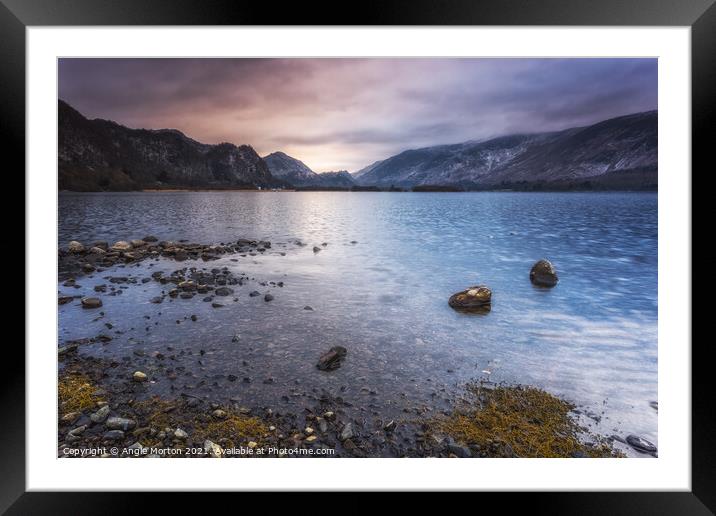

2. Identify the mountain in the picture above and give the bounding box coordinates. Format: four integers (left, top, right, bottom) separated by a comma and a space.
352, 160, 384, 179
263, 152, 356, 188
58, 100, 283, 191
262, 151, 317, 186
312, 171, 356, 188
355, 111, 657, 190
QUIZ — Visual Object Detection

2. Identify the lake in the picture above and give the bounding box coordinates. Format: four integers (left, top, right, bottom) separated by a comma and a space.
58, 191, 658, 456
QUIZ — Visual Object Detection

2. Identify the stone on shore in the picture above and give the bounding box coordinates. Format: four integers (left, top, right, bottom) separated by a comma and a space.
316, 346, 347, 371
81, 297, 103, 309
530, 259, 559, 287
106, 417, 136, 431
204, 440, 222, 458
103, 430, 125, 440
90, 405, 110, 423
448, 285, 491, 311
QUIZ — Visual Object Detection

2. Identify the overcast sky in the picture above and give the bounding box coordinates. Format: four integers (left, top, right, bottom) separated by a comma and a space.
59, 58, 657, 172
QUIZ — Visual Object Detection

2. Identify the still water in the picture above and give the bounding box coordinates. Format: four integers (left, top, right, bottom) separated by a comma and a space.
58, 191, 658, 454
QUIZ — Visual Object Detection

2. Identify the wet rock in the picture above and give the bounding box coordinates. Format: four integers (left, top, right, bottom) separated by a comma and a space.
133, 371, 148, 382
303, 305, 314, 311
339, 422, 354, 441
81, 297, 103, 309
626, 435, 657, 454
205, 439, 222, 458
61, 412, 81, 424
249, 290, 260, 297
103, 430, 125, 440
130, 239, 146, 248
264, 294, 274, 302
313, 246, 321, 253
143, 235, 159, 242
211, 302, 224, 308
106, 417, 136, 431
178, 280, 196, 291
316, 346, 347, 371
530, 259, 559, 287
90, 405, 110, 423
447, 443, 472, 458
111, 241, 132, 252
150, 296, 163, 304
58, 343, 79, 355
89, 246, 106, 255
215, 287, 233, 296
448, 286, 491, 312
58, 296, 74, 305
68, 241, 85, 253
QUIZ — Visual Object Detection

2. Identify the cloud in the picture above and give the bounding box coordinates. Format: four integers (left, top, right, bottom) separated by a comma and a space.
59, 58, 656, 172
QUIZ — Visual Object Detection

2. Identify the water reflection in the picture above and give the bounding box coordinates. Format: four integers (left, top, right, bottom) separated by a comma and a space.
59, 191, 657, 455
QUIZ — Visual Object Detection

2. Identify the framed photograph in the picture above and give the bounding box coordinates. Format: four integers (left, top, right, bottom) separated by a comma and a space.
7, 0, 711, 509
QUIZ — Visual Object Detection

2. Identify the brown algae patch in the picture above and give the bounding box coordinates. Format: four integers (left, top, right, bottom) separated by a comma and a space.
58, 372, 105, 414
435, 384, 621, 458
194, 415, 268, 448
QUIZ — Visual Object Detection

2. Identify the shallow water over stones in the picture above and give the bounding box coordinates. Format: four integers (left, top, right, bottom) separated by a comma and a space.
58, 191, 658, 456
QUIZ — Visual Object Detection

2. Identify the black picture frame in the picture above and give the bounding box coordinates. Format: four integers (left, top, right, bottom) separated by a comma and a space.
5, 0, 711, 511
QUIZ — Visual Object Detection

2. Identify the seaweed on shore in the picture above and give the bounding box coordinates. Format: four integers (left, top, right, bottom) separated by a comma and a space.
433, 383, 622, 458
58, 372, 105, 414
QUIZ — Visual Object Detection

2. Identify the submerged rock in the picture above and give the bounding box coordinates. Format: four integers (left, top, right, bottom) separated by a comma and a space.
626, 434, 657, 454
316, 346, 347, 371
133, 371, 148, 382
448, 285, 491, 312
81, 297, 103, 309
530, 259, 559, 287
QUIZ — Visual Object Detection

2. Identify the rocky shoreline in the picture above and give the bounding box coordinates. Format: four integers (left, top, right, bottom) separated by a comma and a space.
57, 237, 652, 458
59, 351, 625, 458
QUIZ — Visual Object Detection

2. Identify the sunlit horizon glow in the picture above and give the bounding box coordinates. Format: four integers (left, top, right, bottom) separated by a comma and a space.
58, 58, 657, 173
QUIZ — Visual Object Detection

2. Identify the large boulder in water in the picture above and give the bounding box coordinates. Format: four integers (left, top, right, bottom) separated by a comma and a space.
530, 259, 558, 287
448, 285, 492, 313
